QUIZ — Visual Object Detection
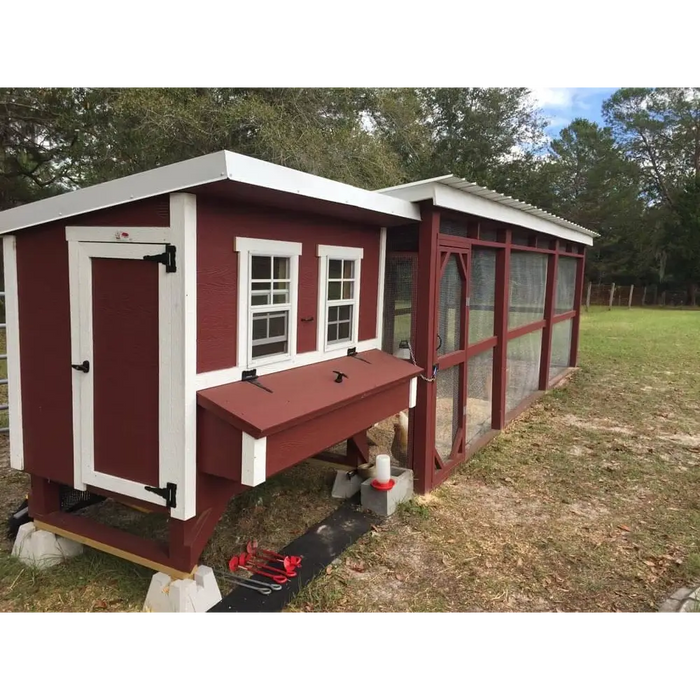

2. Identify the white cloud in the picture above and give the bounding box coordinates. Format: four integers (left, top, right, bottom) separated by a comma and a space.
530, 88, 577, 108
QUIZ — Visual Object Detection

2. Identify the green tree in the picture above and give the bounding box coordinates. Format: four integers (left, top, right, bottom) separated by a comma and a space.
603, 88, 700, 298
544, 118, 647, 282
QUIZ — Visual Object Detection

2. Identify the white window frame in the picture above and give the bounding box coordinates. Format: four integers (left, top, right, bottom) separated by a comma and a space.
317, 244, 363, 353
235, 237, 302, 370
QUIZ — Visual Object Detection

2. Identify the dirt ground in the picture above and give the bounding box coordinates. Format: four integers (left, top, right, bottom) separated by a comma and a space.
1, 308, 699, 611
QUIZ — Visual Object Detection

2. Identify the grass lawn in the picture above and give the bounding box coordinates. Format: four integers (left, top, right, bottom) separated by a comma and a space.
1, 307, 699, 611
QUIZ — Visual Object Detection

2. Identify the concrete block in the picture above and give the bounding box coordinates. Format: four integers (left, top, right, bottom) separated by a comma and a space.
331, 470, 364, 499
360, 466, 414, 517
143, 565, 221, 613
11, 522, 84, 569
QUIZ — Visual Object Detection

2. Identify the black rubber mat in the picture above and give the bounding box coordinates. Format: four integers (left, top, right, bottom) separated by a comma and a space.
209, 499, 380, 612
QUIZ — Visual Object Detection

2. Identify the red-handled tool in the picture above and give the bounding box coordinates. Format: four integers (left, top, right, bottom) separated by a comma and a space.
247, 540, 302, 568
229, 555, 288, 585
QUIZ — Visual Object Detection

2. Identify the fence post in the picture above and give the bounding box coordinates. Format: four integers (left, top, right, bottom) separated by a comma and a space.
608, 282, 616, 310
642, 286, 647, 306
628, 284, 634, 309
585, 281, 592, 312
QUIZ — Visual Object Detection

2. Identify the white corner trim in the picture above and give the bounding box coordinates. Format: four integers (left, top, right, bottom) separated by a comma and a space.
2, 235, 24, 471
195, 337, 381, 391
165, 193, 198, 521
408, 377, 417, 409
241, 433, 267, 487
235, 237, 302, 372
316, 244, 363, 354
65, 226, 170, 243
376, 227, 387, 347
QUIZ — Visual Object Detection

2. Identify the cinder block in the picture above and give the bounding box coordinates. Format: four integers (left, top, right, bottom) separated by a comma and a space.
331, 470, 364, 499
360, 466, 414, 517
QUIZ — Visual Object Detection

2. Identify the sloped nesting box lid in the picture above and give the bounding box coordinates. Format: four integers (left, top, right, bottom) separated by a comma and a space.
197, 350, 422, 439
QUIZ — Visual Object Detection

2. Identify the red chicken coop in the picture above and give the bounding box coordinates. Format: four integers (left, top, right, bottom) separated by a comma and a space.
0, 152, 596, 578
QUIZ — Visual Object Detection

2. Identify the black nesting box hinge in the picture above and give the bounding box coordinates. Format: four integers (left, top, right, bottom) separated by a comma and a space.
143, 244, 177, 273
144, 482, 177, 509
346, 347, 370, 364
242, 369, 273, 393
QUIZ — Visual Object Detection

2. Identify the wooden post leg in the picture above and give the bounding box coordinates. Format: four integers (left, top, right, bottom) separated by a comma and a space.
28, 476, 61, 518
347, 431, 370, 466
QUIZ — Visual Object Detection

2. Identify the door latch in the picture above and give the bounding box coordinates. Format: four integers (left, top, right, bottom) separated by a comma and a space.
71, 360, 90, 373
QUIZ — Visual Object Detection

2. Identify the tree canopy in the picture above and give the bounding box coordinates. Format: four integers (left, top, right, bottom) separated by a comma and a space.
2, 87, 699, 301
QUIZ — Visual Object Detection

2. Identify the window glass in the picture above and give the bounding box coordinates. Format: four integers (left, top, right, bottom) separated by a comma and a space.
325, 257, 358, 346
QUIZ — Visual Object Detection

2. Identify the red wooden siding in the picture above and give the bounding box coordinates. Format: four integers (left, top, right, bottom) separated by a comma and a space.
15, 198, 171, 488
16, 224, 73, 483
196, 197, 381, 373
92, 258, 160, 486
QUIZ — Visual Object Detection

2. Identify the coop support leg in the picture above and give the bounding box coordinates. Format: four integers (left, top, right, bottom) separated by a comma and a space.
143, 565, 221, 613
12, 521, 84, 569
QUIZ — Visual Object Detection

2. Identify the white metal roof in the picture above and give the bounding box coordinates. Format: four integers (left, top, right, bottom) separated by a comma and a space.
0, 150, 421, 235
378, 175, 598, 246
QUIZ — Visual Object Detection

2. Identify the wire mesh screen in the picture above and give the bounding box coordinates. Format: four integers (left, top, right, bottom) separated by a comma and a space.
555, 257, 578, 314
467, 349, 493, 446
440, 217, 469, 237
469, 248, 497, 344
382, 254, 417, 354
435, 364, 461, 462
508, 251, 547, 329
506, 329, 543, 413
549, 319, 573, 381
437, 255, 463, 356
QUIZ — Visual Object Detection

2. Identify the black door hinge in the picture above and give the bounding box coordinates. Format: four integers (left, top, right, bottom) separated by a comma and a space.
71, 360, 90, 373
144, 482, 177, 509
143, 244, 176, 273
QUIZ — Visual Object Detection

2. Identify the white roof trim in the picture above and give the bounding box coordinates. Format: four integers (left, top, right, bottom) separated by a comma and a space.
378, 174, 598, 245
0, 151, 420, 235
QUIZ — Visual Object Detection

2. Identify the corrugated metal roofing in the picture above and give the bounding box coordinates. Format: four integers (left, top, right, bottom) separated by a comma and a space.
379, 174, 600, 239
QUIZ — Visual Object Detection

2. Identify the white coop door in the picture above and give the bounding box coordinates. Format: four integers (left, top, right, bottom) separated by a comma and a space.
68, 240, 178, 509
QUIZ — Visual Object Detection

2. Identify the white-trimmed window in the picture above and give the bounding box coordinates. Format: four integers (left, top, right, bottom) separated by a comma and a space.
235, 237, 302, 368
317, 244, 363, 352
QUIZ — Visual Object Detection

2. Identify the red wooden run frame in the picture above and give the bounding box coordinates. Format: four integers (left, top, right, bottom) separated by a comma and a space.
433, 245, 470, 485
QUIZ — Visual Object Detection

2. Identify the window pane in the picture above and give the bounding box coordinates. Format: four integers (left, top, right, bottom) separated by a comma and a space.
338, 304, 351, 321
251, 293, 269, 306
342, 281, 354, 299
343, 260, 355, 278
252, 340, 287, 358
251, 256, 271, 280
329, 259, 342, 279
337, 321, 351, 340
252, 282, 270, 292
272, 293, 288, 304
328, 306, 338, 322
252, 317, 267, 340
273, 281, 289, 291
328, 281, 341, 300
273, 257, 289, 280
268, 313, 287, 338
327, 324, 338, 342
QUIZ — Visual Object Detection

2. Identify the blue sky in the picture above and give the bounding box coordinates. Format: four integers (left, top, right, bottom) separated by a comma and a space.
530, 88, 618, 137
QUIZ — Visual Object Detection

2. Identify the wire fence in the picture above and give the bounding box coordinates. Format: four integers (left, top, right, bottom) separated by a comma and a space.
583, 282, 697, 310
